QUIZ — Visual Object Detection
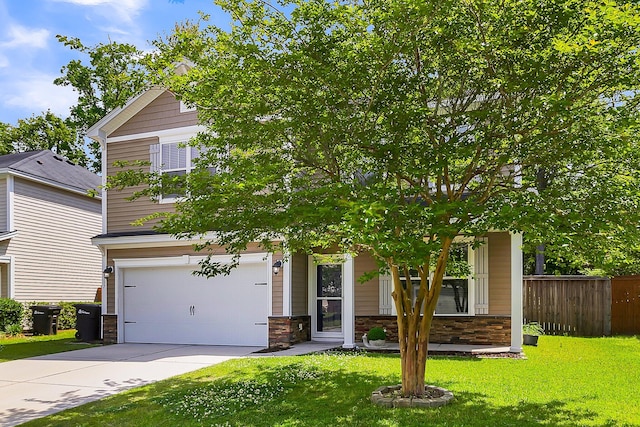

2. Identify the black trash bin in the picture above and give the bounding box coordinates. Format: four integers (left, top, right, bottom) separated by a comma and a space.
30, 305, 61, 335
74, 303, 102, 342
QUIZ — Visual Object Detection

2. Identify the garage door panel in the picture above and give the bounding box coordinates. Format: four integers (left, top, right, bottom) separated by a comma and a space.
122, 261, 268, 346
124, 320, 266, 346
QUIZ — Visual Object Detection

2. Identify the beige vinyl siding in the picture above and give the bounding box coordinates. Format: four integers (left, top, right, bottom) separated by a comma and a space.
0, 177, 7, 231
9, 178, 102, 302
272, 252, 283, 316
354, 252, 379, 315
291, 253, 308, 316
488, 231, 511, 315
108, 242, 266, 261
0, 264, 7, 298
106, 138, 175, 232
110, 91, 198, 138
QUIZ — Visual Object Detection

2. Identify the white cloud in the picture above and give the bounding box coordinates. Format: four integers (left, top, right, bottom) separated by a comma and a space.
0, 24, 49, 49
51, 0, 149, 24
0, 23, 50, 72
1, 73, 77, 119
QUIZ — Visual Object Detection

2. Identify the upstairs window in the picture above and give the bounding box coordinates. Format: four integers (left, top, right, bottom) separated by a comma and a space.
161, 142, 201, 176
150, 135, 212, 202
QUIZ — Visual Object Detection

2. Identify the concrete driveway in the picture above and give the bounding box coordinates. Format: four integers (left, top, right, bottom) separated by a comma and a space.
0, 343, 260, 427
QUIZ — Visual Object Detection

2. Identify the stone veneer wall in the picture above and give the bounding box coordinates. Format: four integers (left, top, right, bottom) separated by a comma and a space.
355, 315, 511, 346
102, 314, 117, 344
268, 316, 311, 348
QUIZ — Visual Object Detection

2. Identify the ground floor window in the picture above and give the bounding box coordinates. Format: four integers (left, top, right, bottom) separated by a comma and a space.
379, 238, 490, 316
436, 278, 469, 314
398, 245, 472, 315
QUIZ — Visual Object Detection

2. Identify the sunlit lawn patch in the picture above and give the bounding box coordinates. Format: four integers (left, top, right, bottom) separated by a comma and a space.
22, 336, 640, 426
0, 330, 96, 362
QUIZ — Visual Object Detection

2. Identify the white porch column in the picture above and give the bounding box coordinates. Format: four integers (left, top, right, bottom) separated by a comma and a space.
510, 232, 523, 353
343, 254, 355, 348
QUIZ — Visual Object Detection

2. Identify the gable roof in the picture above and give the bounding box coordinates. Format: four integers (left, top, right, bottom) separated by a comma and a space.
86, 62, 194, 143
0, 150, 101, 196
85, 86, 166, 142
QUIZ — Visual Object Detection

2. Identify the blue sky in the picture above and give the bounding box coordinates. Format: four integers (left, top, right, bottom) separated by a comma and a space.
0, 0, 230, 125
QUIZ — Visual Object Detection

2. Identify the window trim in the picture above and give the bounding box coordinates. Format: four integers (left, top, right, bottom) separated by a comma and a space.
379, 240, 489, 317
152, 131, 200, 204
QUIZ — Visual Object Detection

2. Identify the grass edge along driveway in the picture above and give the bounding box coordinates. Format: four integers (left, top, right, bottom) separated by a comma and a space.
22, 335, 640, 427
0, 330, 97, 362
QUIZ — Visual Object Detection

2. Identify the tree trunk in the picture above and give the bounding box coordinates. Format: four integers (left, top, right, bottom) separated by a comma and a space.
391, 237, 452, 397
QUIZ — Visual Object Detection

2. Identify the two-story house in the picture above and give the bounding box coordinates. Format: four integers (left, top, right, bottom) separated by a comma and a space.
0, 150, 102, 303
88, 88, 523, 352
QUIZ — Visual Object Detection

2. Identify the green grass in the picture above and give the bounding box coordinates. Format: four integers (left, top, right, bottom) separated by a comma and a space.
0, 330, 96, 362
22, 336, 640, 426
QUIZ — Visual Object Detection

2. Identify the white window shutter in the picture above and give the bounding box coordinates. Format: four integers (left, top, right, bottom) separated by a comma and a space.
474, 237, 489, 314
149, 144, 161, 172
379, 274, 394, 315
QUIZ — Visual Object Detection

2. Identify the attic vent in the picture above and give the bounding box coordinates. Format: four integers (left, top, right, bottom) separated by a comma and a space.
66, 160, 75, 166
36, 160, 43, 165
53, 155, 63, 161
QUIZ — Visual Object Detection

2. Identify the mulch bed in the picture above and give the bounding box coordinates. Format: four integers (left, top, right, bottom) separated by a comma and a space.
252, 346, 525, 359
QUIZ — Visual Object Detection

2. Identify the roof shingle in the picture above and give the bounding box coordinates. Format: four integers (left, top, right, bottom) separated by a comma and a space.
0, 150, 100, 194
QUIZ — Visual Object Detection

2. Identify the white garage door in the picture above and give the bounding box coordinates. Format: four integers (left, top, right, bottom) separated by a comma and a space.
122, 261, 269, 346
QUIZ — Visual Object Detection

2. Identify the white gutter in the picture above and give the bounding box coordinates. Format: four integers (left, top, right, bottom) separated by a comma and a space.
91, 232, 222, 250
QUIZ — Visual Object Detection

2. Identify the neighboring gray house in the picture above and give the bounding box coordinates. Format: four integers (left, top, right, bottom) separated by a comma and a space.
0, 150, 102, 302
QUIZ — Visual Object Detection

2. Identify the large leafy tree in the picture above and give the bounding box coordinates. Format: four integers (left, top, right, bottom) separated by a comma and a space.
116, 0, 640, 397
0, 111, 88, 166
0, 37, 147, 171
54, 35, 148, 171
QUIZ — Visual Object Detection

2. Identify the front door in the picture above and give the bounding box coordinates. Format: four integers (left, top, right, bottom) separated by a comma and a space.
311, 262, 344, 340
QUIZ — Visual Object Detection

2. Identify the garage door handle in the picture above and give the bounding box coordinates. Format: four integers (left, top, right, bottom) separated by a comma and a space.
124, 321, 136, 324
254, 322, 267, 326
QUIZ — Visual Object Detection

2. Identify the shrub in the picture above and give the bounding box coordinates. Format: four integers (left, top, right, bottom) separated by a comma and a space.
56, 302, 83, 330
0, 298, 23, 331
367, 326, 386, 341
22, 301, 96, 331
4, 323, 23, 336
523, 322, 545, 336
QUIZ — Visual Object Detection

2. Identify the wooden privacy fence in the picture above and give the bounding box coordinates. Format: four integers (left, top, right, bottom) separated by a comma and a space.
523, 276, 611, 337
611, 276, 640, 335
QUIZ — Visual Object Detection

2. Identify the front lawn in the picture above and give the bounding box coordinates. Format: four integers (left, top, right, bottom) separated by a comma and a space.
0, 330, 96, 362
22, 336, 640, 426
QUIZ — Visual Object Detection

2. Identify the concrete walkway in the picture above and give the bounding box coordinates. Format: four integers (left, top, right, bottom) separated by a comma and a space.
0, 341, 514, 426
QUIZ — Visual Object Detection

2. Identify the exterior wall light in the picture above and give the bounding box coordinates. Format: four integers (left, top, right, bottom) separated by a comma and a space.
272, 260, 283, 275
103, 266, 114, 279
